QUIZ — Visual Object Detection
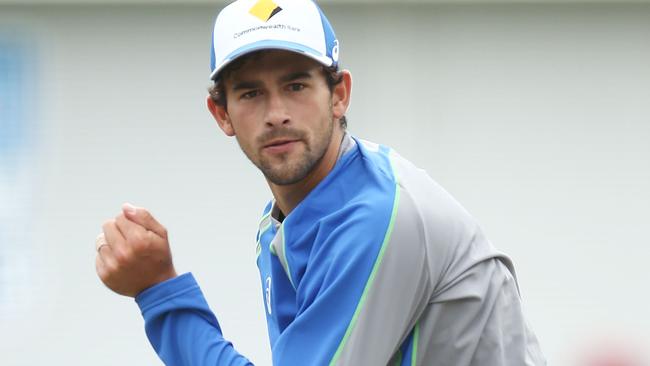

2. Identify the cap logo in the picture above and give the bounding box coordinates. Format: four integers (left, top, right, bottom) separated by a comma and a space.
249, 0, 283, 22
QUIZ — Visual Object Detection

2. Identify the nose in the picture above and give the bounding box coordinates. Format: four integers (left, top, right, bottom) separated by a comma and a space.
264, 91, 290, 127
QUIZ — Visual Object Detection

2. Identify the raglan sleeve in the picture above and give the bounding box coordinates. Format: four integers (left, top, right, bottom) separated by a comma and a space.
135, 272, 254, 366
271, 190, 433, 365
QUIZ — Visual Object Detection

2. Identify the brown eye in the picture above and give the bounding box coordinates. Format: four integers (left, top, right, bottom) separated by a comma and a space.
241, 90, 260, 99
288, 83, 305, 92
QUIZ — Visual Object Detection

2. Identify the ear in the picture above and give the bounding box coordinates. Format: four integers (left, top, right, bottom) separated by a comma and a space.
331, 70, 352, 123
207, 95, 235, 136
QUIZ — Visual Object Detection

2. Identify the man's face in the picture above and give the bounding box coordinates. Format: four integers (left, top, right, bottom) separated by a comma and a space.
219, 50, 338, 185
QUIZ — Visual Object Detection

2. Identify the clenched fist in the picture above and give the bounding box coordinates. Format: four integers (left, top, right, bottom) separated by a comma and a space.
95, 203, 177, 297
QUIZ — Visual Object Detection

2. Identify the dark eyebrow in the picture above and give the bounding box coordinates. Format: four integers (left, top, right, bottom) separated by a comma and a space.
232, 80, 263, 92
280, 70, 313, 83
231, 70, 314, 91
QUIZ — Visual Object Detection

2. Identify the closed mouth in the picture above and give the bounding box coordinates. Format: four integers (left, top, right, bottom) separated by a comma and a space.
264, 139, 299, 148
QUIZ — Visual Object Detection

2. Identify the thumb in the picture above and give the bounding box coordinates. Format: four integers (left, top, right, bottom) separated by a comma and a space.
122, 202, 167, 239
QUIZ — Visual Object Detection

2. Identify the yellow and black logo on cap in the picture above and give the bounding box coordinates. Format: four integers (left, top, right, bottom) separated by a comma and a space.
249, 0, 283, 22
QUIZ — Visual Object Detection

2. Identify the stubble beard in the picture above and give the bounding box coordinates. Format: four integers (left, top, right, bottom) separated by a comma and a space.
241, 114, 335, 186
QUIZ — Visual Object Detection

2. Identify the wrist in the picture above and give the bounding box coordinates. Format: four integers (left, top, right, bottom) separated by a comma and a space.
132, 268, 178, 298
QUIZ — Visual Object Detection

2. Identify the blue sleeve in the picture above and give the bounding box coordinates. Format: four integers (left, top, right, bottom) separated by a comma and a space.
135, 273, 254, 366
271, 204, 396, 365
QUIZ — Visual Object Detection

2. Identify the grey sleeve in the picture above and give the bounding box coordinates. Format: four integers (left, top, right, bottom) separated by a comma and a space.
389, 151, 547, 366
332, 187, 434, 365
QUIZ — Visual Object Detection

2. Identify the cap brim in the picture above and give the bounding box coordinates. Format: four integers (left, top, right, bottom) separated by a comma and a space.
210, 40, 333, 80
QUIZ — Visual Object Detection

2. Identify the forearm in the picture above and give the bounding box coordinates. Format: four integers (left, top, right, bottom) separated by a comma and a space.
136, 273, 253, 366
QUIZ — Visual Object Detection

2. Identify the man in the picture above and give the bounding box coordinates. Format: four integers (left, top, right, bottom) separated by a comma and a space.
95, 0, 546, 365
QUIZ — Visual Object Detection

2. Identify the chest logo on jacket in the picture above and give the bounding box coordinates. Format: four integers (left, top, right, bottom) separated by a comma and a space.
265, 276, 272, 315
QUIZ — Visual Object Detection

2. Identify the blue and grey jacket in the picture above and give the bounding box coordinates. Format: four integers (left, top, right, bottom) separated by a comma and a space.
135, 134, 545, 365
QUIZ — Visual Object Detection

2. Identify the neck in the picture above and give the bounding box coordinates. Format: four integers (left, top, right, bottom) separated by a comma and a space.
269, 128, 344, 217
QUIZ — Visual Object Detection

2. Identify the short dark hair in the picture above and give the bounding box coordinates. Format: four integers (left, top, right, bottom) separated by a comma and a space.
208, 52, 347, 129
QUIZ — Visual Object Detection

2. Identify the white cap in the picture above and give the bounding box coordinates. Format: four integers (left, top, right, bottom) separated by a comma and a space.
210, 0, 340, 80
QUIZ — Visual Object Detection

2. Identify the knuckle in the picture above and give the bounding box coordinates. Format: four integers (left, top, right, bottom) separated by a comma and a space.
133, 230, 146, 244
141, 209, 152, 221
112, 248, 130, 266
138, 240, 153, 254
102, 259, 117, 275
146, 230, 158, 243
98, 269, 111, 283
128, 233, 148, 252
102, 219, 114, 231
